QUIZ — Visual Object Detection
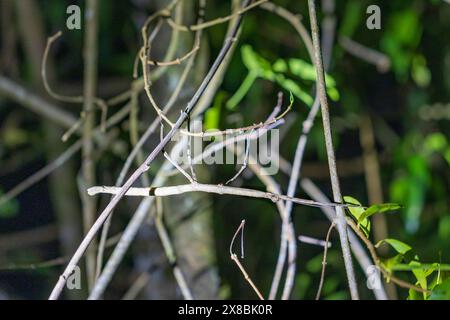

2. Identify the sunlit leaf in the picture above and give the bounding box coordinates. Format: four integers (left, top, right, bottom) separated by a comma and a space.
226, 72, 258, 110
344, 196, 371, 237
380, 254, 404, 274
273, 59, 288, 73
275, 75, 313, 106
204, 92, 224, 130
424, 133, 448, 153
376, 238, 412, 255
241, 45, 274, 79
288, 59, 336, 86
358, 203, 402, 223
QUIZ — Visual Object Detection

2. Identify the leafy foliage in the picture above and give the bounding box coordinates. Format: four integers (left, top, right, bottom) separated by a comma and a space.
227, 45, 339, 110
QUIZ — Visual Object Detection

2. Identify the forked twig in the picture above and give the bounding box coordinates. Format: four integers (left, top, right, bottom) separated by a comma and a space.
225, 129, 253, 185
42, 30, 109, 136
316, 222, 335, 300
230, 220, 264, 300
165, 0, 267, 32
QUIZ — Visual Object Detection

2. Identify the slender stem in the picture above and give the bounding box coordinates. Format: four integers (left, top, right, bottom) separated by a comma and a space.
81, 0, 100, 290
316, 222, 335, 300
230, 220, 264, 300
307, 0, 359, 300
262, 1, 331, 300
155, 198, 193, 300
88, 184, 360, 210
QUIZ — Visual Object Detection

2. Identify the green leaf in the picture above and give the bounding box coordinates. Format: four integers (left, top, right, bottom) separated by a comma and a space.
288, 59, 339, 101
380, 254, 404, 274
343, 196, 370, 237
295, 273, 311, 299
376, 238, 412, 255
289, 59, 336, 86
358, 203, 402, 224
439, 215, 450, 239
327, 87, 340, 102
343, 196, 364, 219
288, 59, 318, 82
430, 278, 450, 300
306, 253, 326, 273
444, 147, 450, 166
204, 92, 224, 130
226, 72, 258, 110
241, 45, 274, 79
424, 132, 448, 153
273, 59, 288, 73
410, 261, 428, 293
339, 1, 364, 37
275, 74, 313, 106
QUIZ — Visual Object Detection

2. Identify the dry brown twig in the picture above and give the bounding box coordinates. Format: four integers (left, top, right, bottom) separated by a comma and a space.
230, 220, 265, 300
165, 0, 267, 32
42, 30, 109, 138
315, 222, 335, 300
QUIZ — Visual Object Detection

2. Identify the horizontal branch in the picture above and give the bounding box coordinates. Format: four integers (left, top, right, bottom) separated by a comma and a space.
88, 183, 359, 210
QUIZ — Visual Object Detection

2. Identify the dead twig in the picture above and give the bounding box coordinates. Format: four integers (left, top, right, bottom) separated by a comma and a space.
230, 220, 264, 300
315, 222, 335, 300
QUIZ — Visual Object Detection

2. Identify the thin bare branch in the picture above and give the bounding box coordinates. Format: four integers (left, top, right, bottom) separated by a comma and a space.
308, 0, 359, 300
339, 36, 390, 72
88, 183, 361, 210
230, 220, 264, 300
81, 0, 100, 289
316, 222, 335, 300
165, 0, 267, 32
155, 198, 193, 300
